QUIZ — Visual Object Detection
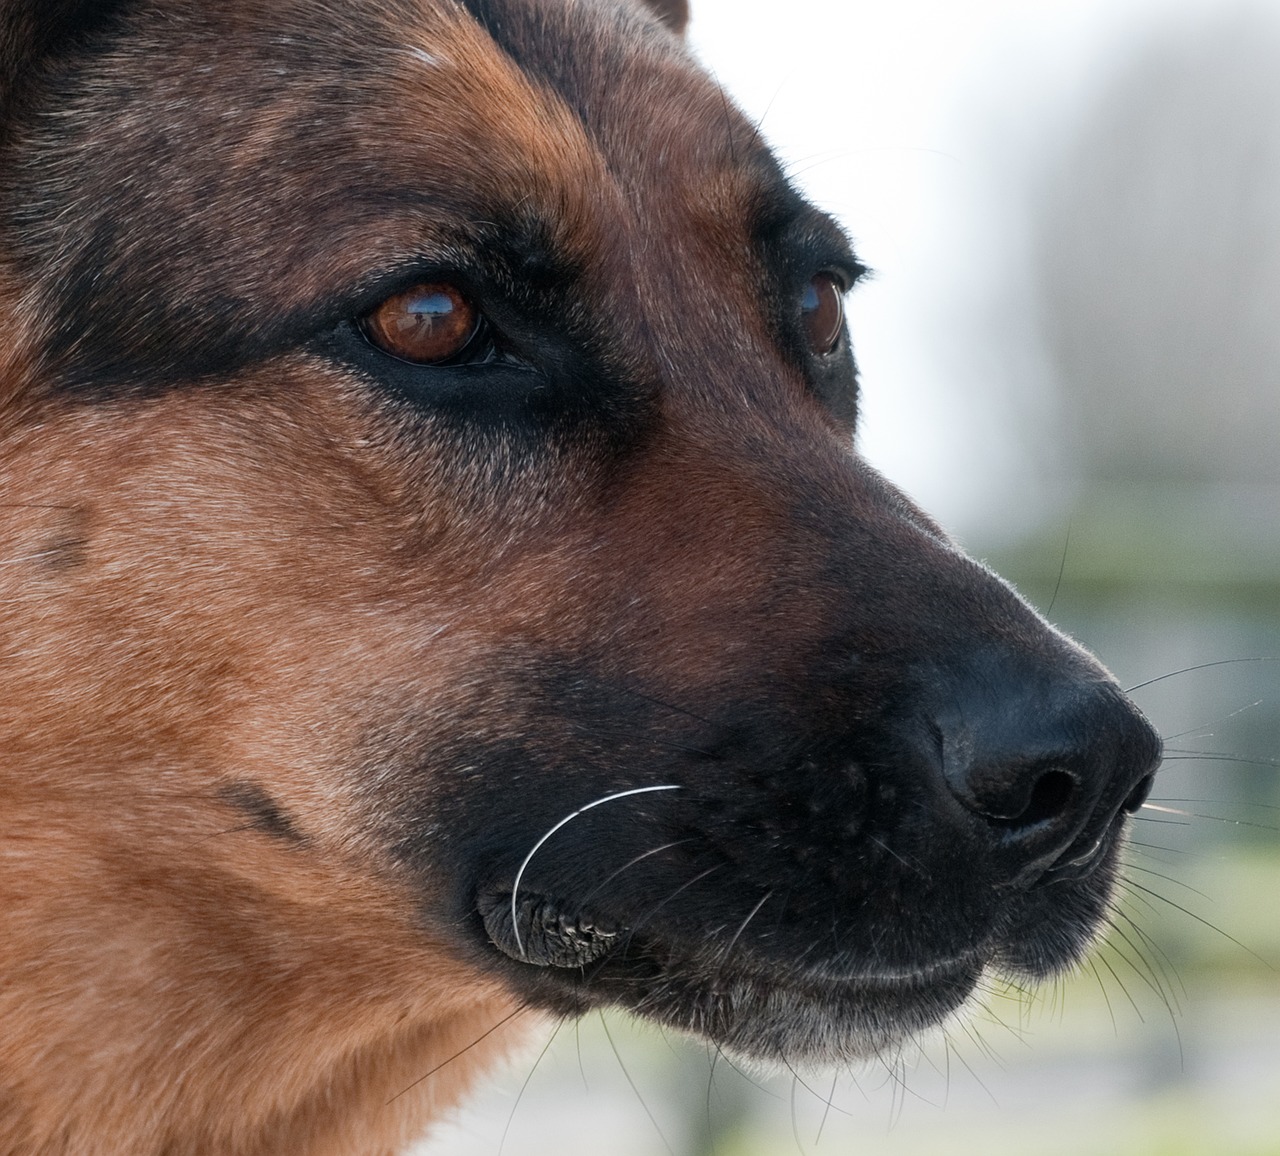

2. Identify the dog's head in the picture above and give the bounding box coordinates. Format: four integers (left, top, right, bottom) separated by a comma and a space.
0, 0, 1159, 1098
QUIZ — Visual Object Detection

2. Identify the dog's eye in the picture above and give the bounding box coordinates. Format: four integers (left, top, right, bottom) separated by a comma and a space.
801, 273, 844, 356
361, 283, 481, 365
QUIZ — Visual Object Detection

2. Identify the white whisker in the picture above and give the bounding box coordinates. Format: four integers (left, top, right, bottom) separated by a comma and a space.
511, 784, 680, 957
1139, 802, 1193, 817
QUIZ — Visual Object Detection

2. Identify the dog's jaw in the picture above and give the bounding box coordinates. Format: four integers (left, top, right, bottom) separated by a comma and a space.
402, 631, 1154, 1067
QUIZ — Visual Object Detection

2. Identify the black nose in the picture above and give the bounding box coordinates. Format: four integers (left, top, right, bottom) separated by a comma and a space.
924, 649, 1162, 886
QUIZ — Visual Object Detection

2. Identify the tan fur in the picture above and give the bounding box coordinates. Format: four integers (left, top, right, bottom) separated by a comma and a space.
0, 6, 623, 1147
0, 380, 532, 1152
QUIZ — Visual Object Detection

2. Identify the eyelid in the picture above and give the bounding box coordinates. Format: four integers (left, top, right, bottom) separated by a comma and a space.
826, 261, 864, 294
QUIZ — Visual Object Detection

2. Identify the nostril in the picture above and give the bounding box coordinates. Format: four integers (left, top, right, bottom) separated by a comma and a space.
992, 768, 1075, 829
947, 752, 1078, 829
1122, 772, 1155, 814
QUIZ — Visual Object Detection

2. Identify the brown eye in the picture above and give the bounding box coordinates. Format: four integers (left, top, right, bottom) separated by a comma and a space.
801, 273, 844, 356
361, 283, 479, 364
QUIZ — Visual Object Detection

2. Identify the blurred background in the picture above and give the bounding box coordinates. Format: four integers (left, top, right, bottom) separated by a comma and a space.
421, 0, 1280, 1152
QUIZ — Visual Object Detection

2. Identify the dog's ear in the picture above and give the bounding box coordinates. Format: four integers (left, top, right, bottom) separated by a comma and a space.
1, 0, 127, 119
638, 0, 689, 35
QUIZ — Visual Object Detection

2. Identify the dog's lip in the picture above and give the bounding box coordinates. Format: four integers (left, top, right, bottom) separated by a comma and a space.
1058, 833, 1108, 871
1041, 808, 1131, 883
478, 888, 623, 969
473, 886, 989, 1060
476, 885, 986, 988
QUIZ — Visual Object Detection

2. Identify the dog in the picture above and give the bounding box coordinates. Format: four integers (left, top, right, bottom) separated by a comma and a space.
0, 0, 1163, 1152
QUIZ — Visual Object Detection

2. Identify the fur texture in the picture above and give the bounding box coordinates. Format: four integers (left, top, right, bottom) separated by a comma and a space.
0, 1, 1160, 1153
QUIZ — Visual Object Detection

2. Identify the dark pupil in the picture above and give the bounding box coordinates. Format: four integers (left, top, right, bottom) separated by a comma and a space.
801, 275, 843, 355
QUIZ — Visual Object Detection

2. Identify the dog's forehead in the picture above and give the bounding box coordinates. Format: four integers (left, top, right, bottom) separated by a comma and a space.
3, 0, 799, 396
1, 0, 796, 396
450, 0, 758, 181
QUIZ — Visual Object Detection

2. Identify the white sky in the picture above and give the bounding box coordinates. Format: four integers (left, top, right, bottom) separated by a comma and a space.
686, 0, 1235, 543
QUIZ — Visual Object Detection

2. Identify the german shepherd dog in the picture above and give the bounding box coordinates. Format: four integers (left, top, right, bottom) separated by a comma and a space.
0, 0, 1162, 1152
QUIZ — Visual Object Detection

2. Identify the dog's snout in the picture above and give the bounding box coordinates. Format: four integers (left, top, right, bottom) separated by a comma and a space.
924, 652, 1162, 884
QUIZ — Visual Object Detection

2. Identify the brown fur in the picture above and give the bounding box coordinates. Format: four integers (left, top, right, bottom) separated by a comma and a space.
0, 3, 775, 1150
0, 1, 1160, 1153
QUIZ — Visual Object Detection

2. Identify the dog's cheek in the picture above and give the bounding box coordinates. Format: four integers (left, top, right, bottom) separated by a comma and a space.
0, 363, 615, 872
0, 376, 562, 1096
0, 385, 401, 838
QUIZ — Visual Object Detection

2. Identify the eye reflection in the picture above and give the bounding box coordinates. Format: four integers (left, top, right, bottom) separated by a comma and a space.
801, 273, 844, 356
361, 283, 479, 365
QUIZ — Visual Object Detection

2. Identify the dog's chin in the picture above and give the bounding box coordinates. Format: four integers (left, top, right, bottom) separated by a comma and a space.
591, 951, 985, 1067
475, 893, 986, 1065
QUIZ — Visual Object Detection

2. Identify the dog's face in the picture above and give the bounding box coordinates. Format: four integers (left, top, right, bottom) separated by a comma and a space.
0, 0, 1161, 1148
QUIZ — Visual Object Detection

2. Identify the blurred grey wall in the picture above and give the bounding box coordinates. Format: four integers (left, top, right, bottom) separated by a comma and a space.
1008, 5, 1280, 842
1035, 8, 1280, 492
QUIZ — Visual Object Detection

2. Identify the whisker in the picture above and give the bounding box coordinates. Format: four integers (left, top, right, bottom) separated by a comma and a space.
787, 1072, 806, 1156
620, 864, 722, 950
703, 1042, 717, 1129
574, 1019, 588, 1094
1124, 656, 1277, 694
1136, 802, 1197, 825
945, 1027, 1000, 1102
1087, 957, 1119, 1035
599, 1013, 675, 1156
868, 832, 922, 875
710, 1041, 781, 1099
606, 682, 713, 728
1125, 863, 1212, 900
1092, 948, 1144, 1022
782, 1054, 850, 1119
1154, 794, 1280, 812
1141, 801, 1278, 833
1114, 908, 1187, 1004
1107, 922, 1178, 1016
387, 1005, 528, 1102
510, 784, 680, 957
498, 1021, 562, 1156
1161, 750, 1280, 770
1103, 920, 1185, 1064
1118, 879, 1275, 971
814, 1070, 841, 1144
1126, 839, 1188, 855
1162, 699, 1264, 742
717, 889, 774, 967
1044, 519, 1072, 617
577, 839, 691, 907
